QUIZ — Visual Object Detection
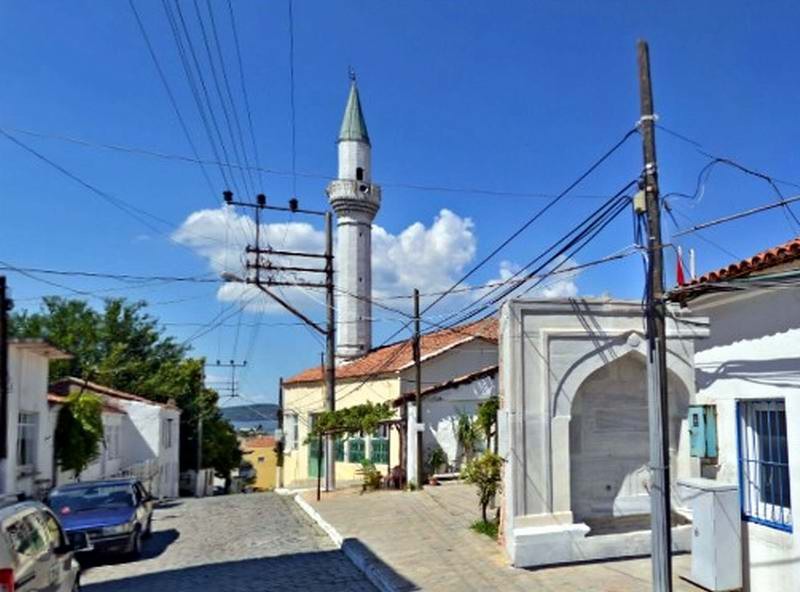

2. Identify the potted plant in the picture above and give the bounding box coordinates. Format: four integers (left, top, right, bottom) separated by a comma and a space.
426, 446, 447, 484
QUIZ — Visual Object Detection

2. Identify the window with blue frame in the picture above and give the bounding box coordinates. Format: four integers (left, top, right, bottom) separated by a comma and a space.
348, 437, 365, 463
738, 399, 792, 532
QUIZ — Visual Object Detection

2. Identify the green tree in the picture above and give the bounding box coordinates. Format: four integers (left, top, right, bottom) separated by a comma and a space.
11, 297, 240, 476
456, 412, 481, 464
54, 391, 104, 479
461, 451, 504, 524
475, 396, 499, 451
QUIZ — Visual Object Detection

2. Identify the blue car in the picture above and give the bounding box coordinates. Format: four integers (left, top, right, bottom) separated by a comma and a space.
46, 478, 154, 558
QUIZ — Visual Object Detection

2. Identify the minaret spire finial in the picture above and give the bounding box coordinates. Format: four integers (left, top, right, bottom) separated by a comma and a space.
348, 66, 356, 82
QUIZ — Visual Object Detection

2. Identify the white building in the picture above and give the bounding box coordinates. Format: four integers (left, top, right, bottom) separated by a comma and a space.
1, 340, 71, 499
673, 238, 800, 591
395, 365, 498, 475
498, 298, 707, 568
50, 377, 181, 499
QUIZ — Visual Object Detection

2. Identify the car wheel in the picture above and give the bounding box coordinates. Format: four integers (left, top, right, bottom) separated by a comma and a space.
128, 529, 143, 559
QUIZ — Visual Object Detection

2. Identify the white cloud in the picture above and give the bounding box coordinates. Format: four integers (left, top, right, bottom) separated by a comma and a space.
172, 206, 581, 317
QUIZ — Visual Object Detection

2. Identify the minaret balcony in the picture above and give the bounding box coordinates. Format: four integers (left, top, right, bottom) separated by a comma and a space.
326, 179, 381, 216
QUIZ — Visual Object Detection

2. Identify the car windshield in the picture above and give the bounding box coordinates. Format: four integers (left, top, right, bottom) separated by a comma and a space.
48, 484, 135, 516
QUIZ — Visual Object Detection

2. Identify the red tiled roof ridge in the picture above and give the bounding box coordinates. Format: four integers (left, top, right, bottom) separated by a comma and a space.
284, 317, 498, 385
242, 436, 276, 448
673, 236, 800, 299
51, 377, 179, 411
47, 392, 127, 415
394, 364, 498, 406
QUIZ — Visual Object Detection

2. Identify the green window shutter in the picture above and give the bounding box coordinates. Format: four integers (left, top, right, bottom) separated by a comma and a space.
371, 438, 389, 465
348, 438, 365, 463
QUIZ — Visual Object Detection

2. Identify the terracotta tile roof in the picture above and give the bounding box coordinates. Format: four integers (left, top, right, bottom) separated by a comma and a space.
242, 436, 276, 449
284, 317, 498, 386
51, 377, 180, 411
672, 236, 800, 301
47, 393, 127, 415
394, 364, 498, 406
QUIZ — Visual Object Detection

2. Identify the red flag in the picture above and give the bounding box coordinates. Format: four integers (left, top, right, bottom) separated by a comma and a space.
676, 251, 686, 286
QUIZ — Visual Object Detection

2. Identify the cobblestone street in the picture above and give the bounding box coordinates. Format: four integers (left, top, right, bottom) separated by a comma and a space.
81, 493, 376, 592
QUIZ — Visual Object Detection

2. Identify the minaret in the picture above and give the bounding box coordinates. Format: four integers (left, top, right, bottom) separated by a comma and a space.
327, 75, 381, 362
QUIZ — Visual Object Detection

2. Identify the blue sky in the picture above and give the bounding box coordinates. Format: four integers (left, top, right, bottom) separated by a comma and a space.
2, 1, 799, 405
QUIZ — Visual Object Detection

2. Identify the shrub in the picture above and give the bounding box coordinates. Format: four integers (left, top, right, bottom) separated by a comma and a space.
426, 446, 447, 475
461, 451, 504, 523
54, 391, 104, 479
357, 459, 382, 493
456, 412, 481, 464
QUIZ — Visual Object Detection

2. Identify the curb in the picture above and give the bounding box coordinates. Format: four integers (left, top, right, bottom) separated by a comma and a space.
293, 494, 404, 592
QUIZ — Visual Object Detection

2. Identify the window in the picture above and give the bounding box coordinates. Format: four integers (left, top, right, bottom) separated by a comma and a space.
5, 513, 46, 567
348, 437, 365, 463
370, 425, 389, 465
356, 167, 364, 181
258, 457, 265, 464
163, 418, 174, 449
738, 400, 792, 532
335, 437, 345, 462
16, 412, 37, 470
105, 423, 120, 460
285, 414, 299, 451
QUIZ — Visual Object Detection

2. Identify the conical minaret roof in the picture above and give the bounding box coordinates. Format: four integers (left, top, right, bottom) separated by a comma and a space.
338, 81, 370, 145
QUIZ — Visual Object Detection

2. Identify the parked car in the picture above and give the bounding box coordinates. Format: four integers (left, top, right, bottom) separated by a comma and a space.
0, 499, 87, 591
46, 478, 154, 558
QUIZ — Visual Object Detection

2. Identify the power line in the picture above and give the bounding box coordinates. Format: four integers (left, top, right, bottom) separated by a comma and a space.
287, 0, 297, 198
227, 0, 264, 193
672, 193, 800, 238
128, 0, 218, 208
192, 0, 253, 196
421, 128, 639, 317
1, 125, 625, 202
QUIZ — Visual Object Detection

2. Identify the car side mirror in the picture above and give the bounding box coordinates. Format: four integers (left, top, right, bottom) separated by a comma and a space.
59, 531, 92, 554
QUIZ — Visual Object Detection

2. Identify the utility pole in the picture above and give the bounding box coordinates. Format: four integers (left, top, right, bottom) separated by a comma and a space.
638, 39, 672, 592
413, 288, 423, 488
324, 212, 336, 493
222, 191, 337, 495
0, 277, 10, 461
277, 377, 284, 489
205, 360, 247, 400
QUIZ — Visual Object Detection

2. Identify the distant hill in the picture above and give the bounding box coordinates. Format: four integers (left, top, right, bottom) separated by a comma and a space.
220, 403, 279, 423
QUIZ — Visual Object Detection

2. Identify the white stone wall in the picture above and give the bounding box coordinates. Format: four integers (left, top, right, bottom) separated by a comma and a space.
498, 298, 705, 567
689, 288, 800, 592
4, 346, 54, 498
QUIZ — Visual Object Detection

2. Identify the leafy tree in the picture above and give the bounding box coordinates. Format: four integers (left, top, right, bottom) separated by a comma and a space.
456, 412, 481, 464
475, 396, 499, 451
461, 451, 504, 524
306, 402, 394, 441
54, 391, 104, 479
11, 297, 240, 476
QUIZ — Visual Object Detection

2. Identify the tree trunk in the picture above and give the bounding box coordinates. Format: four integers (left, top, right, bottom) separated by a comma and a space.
481, 501, 488, 523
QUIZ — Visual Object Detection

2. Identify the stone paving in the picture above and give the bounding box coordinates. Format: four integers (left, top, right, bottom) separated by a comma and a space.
304, 483, 706, 592
81, 493, 377, 592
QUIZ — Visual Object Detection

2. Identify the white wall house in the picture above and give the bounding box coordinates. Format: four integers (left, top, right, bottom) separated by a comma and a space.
498, 298, 708, 568
674, 238, 800, 592
1, 340, 71, 499
397, 365, 497, 477
50, 377, 181, 499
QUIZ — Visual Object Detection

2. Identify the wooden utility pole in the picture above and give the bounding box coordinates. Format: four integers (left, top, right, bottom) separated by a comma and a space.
324, 211, 336, 493
277, 377, 284, 489
0, 276, 9, 460
638, 39, 673, 592
413, 288, 423, 488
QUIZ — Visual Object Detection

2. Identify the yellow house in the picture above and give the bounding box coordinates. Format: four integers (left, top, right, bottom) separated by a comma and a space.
280, 318, 498, 489
241, 436, 278, 491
